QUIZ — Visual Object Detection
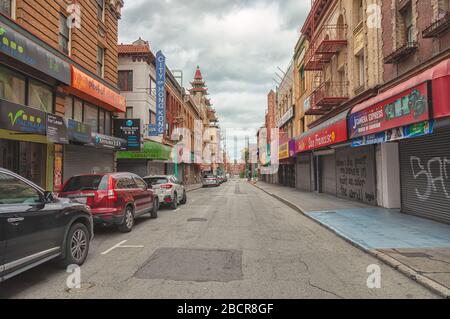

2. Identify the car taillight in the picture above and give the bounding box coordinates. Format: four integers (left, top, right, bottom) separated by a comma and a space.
107, 189, 117, 200
161, 184, 173, 189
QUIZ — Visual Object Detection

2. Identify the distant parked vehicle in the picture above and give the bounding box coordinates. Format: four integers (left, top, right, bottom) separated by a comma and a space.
202, 173, 220, 187
0, 168, 93, 283
143, 175, 187, 210
59, 173, 158, 233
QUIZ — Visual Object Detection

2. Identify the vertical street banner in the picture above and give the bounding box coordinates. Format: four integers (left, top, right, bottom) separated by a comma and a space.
153, 50, 166, 136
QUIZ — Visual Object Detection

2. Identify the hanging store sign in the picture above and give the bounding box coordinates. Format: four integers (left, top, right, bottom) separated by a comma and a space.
295, 111, 348, 153
114, 119, 141, 151
155, 51, 166, 135
349, 82, 430, 139
47, 114, 69, 144
91, 133, 127, 151
277, 107, 295, 128
0, 18, 71, 85
279, 142, 289, 160
67, 119, 92, 144
71, 66, 126, 113
0, 99, 47, 135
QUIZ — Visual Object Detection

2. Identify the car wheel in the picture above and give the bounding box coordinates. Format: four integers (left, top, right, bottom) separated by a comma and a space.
118, 206, 134, 233
59, 223, 90, 268
180, 191, 187, 205
150, 198, 159, 219
171, 193, 178, 210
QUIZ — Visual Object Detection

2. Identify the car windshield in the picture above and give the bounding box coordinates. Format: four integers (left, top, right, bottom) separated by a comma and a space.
62, 175, 109, 192
144, 177, 169, 185
204, 175, 215, 178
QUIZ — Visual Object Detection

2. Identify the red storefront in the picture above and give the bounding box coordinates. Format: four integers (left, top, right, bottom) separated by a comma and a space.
349, 58, 450, 223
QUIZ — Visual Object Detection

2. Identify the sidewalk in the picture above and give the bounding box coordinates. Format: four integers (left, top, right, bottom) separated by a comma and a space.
253, 182, 450, 298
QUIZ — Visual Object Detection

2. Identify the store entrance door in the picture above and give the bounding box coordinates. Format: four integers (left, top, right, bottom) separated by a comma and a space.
0, 139, 46, 187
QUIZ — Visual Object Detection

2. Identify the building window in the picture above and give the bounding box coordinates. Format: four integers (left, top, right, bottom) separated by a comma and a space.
84, 103, 99, 133
149, 110, 156, 124
300, 67, 305, 94
59, 14, 71, 55
402, 4, 414, 43
356, 53, 365, 88
97, 46, 105, 78
65, 96, 73, 118
0, 0, 13, 18
126, 106, 134, 119
99, 109, 106, 134
118, 70, 133, 91
105, 111, 111, 135
0, 65, 26, 105
150, 77, 156, 96
28, 79, 53, 113
73, 98, 83, 122
97, 0, 105, 22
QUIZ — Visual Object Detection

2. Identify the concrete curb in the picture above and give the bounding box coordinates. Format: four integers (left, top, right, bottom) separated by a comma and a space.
251, 182, 450, 299
186, 185, 203, 193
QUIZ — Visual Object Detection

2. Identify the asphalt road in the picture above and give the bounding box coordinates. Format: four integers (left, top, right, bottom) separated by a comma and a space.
0, 179, 438, 299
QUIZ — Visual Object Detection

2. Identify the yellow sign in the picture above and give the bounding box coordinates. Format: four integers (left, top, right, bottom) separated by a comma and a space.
279, 143, 289, 160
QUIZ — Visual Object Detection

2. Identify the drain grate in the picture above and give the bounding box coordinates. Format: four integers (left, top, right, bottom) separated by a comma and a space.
187, 218, 208, 222
134, 248, 243, 282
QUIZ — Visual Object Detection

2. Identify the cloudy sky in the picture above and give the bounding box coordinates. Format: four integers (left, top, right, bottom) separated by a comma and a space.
119, 0, 311, 159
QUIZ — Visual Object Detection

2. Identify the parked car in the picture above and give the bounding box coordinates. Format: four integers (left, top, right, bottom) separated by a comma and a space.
143, 175, 187, 210
59, 173, 158, 233
202, 174, 220, 187
0, 168, 93, 283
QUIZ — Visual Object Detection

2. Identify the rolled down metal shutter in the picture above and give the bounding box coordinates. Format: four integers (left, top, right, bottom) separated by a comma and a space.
63, 145, 114, 182
117, 160, 148, 177
296, 154, 311, 191
320, 154, 337, 196
399, 129, 450, 224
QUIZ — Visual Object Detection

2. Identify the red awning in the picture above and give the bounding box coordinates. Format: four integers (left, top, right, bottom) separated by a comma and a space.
351, 58, 450, 118
294, 110, 349, 154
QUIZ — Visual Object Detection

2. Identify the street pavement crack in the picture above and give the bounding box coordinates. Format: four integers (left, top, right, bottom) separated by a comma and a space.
307, 279, 344, 299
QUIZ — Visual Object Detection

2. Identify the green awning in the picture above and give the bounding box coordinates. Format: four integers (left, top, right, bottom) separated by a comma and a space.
117, 141, 172, 160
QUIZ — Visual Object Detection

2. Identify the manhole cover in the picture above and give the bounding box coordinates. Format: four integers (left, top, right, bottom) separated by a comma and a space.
187, 218, 208, 222
134, 248, 243, 282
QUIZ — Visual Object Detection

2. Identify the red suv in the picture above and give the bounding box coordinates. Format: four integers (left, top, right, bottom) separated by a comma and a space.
59, 173, 158, 233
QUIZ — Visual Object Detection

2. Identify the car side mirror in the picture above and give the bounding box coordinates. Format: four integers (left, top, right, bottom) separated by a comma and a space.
43, 191, 55, 203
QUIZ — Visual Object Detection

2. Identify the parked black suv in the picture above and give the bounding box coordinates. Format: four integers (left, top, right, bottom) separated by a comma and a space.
0, 168, 94, 282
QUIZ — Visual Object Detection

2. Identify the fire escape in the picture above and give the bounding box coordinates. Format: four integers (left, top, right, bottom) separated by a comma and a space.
304, 24, 349, 116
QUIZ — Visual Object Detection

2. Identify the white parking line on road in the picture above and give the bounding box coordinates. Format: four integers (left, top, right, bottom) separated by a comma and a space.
101, 240, 145, 255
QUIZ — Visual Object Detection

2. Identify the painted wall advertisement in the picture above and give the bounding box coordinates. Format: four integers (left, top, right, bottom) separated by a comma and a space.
153, 50, 166, 136
349, 82, 430, 139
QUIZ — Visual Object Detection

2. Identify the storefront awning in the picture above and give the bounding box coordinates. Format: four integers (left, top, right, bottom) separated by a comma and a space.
0, 15, 71, 85
294, 110, 348, 154
351, 58, 450, 130
69, 66, 126, 113
117, 141, 172, 160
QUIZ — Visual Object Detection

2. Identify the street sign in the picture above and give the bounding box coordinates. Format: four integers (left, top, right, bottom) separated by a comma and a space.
155, 50, 166, 135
